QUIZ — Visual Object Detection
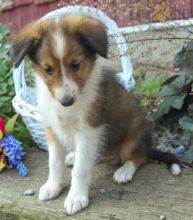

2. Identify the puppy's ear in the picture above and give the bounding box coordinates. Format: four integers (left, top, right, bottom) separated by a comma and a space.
12, 37, 37, 68
12, 21, 50, 67
78, 16, 108, 58
65, 15, 108, 58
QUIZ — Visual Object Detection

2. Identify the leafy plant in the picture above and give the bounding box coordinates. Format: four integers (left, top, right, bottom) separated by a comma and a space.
174, 41, 193, 71
0, 11, 34, 150
133, 76, 165, 111
5, 114, 18, 134
0, 24, 14, 116
2, 114, 32, 152
133, 40, 193, 121
153, 75, 193, 119
134, 76, 165, 98
150, 42, 193, 120
12, 121, 33, 152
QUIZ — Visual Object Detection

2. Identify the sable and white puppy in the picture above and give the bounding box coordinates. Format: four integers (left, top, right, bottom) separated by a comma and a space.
12, 14, 181, 215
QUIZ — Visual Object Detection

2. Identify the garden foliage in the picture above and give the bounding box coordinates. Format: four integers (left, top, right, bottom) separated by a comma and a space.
134, 41, 193, 121
0, 24, 14, 116
153, 75, 193, 119
0, 23, 34, 151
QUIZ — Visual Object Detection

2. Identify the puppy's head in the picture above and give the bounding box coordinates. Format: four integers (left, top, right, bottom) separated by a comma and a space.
12, 14, 108, 107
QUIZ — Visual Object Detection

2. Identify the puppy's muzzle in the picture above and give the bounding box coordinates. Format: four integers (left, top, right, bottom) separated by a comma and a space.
60, 96, 74, 107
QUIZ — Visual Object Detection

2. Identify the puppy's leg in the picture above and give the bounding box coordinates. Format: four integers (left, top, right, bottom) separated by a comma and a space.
39, 127, 65, 201
113, 156, 146, 184
113, 138, 147, 184
64, 127, 102, 215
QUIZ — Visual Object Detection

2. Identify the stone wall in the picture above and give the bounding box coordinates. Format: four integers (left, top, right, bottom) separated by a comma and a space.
109, 25, 193, 79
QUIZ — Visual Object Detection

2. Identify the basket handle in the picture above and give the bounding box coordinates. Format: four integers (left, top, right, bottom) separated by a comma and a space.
13, 60, 27, 98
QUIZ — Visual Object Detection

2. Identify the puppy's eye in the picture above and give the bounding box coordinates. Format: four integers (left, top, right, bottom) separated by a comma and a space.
44, 66, 53, 75
69, 63, 80, 71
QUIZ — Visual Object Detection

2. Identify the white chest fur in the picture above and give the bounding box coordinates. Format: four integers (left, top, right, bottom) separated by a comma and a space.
36, 58, 104, 148
37, 84, 87, 148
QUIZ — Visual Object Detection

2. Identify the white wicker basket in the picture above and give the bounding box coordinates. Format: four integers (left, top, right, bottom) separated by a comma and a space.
12, 6, 135, 150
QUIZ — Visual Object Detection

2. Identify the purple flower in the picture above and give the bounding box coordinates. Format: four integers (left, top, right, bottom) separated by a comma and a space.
16, 162, 28, 176
0, 134, 28, 176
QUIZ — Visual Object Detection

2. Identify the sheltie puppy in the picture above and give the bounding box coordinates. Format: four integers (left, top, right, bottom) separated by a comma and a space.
12, 14, 181, 215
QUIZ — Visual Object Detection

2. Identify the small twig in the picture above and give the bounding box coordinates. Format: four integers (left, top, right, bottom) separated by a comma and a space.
134, 62, 176, 71
109, 37, 193, 47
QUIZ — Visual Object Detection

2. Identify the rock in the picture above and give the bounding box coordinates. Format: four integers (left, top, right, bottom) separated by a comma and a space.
99, 189, 106, 194
23, 189, 34, 196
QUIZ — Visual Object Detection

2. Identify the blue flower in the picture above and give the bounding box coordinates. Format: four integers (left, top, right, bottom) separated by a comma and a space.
16, 162, 28, 176
0, 134, 28, 176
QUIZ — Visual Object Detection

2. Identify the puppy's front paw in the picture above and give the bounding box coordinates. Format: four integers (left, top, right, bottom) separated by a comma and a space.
64, 190, 89, 215
39, 181, 64, 201
113, 169, 132, 184
113, 164, 134, 184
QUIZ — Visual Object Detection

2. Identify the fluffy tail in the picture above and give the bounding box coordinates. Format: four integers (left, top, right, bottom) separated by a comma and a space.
149, 149, 181, 176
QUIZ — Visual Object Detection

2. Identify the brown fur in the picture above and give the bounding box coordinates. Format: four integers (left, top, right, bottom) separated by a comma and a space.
45, 126, 55, 144
11, 14, 181, 216
12, 14, 107, 98
12, 13, 153, 171
87, 70, 153, 166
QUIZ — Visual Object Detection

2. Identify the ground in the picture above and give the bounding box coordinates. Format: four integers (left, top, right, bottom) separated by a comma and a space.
0, 151, 193, 220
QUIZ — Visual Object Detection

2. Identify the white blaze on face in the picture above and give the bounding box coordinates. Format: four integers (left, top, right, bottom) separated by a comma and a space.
54, 28, 78, 102
55, 27, 66, 59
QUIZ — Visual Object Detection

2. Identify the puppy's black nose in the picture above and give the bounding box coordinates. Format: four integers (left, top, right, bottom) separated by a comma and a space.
60, 97, 74, 107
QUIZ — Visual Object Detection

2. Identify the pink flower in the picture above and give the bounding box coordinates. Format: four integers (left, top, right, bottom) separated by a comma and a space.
0, 117, 5, 132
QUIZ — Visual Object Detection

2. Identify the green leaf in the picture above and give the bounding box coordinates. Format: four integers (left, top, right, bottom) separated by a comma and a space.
5, 114, 19, 134
174, 52, 186, 67
12, 122, 35, 152
172, 93, 186, 109
179, 116, 193, 131
153, 75, 193, 119
174, 41, 193, 69
153, 96, 173, 119
134, 76, 165, 98
171, 75, 193, 88
153, 93, 186, 119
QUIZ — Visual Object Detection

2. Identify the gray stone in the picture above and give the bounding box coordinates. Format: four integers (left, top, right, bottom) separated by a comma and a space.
23, 189, 34, 196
